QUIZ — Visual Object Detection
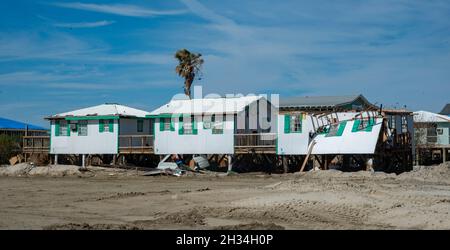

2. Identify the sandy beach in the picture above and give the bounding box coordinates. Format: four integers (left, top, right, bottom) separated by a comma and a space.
0, 163, 449, 229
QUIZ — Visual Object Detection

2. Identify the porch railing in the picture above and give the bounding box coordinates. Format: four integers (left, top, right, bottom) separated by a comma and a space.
118, 135, 154, 153
234, 133, 277, 148
23, 136, 50, 153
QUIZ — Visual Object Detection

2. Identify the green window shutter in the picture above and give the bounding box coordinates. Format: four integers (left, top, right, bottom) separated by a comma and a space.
55, 120, 60, 136
299, 115, 302, 133
170, 117, 175, 131
109, 119, 114, 132
99, 119, 104, 133
193, 117, 198, 135
159, 118, 165, 131
67, 122, 71, 136
284, 115, 290, 134
352, 119, 361, 132
336, 121, 347, 136
365, 118, 375, 132
178, 116, 184, 135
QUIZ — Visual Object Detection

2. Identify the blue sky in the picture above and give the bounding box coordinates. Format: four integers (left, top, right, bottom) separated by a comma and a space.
0, 0, 449, 127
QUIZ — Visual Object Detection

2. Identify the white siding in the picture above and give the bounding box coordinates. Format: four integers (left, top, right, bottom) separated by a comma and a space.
50, 119, 118, 154
154, 115, 234, 154
277, 114, 311, 155
277, 113, 383, 155
312, 118, 383, 154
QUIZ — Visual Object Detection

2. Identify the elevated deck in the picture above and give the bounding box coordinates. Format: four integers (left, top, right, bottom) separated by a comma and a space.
23, 136, 50, 153
234, 133, 276, 154
22, 135, 155, 154
118, 135, 154, 154
22, 134, 277, 155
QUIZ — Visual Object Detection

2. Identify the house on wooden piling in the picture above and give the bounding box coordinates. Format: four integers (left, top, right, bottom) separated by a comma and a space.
42, 103, 152, 164
148, 96, 277, 155
276, 95, 414, 172
413, 110, 450, 165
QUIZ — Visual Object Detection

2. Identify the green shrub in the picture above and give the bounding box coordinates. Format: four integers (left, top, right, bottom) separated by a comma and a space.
0, 134, 21, 164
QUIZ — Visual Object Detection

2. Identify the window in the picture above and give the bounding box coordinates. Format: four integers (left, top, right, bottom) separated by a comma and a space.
179, 116, 198, 135
160, 118, 172, 131
54, 120, 69, 136
99, 119, 114, 133
137, 119, 144, 132
326, 121, 347, 137
427, 127, 437, 143
437, 128, 443, 135
60, 121, 69, 136
327, 124, 340, 136
284, 114, 302, 133
387, 115, 396, 132
183, 121, 194, 134
357, 120, 365, 130
77, 121, 87, 136
104, 120, 110, 132
427, 127, 437, 136
70, 123, 77, 133
352, 118, 374, 132
401, 116, 408, 133
211, 115, 224, 134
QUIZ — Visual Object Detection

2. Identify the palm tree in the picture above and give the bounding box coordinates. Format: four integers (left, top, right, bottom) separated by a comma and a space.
174, 49, 204, 99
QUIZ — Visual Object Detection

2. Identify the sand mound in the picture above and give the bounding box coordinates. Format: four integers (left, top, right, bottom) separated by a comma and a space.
397, 162, 450, 184
214, 222, 284, 230
160, 209, 206, 226
44, 223, 140, 230
294, 169, 395, 179
0, 164, 82, 177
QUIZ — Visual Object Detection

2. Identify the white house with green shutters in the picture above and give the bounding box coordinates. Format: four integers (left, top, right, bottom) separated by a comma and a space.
277, 111, 383, 155
148, 96, 277, 155
46, 103, 151, 156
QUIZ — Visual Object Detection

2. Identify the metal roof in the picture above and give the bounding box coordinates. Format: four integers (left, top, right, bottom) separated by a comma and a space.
439, 104, 450, 116
413, 111, 450, 123
0, 117, 47, 130
279, 94, 376, 109
150, 96, 264, 116
49, 103, 151, 119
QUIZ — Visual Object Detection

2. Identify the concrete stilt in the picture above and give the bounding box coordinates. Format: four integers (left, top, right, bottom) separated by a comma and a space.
54, 154, 58, 165
82, 154, 86, 168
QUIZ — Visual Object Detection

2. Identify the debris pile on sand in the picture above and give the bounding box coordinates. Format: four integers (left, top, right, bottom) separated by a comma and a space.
0, 163, 82, 177
0, 163, 34, 176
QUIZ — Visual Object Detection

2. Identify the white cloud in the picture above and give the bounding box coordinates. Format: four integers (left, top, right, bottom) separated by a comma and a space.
53, 20, 115, 28
0, 31, 173, 65
49, 2, 186, 17
175, 0, 450, 111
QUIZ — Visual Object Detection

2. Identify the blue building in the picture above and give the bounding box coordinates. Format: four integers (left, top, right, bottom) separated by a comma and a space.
0, 117, 48, 137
